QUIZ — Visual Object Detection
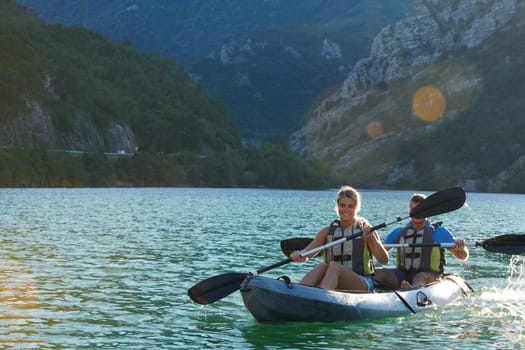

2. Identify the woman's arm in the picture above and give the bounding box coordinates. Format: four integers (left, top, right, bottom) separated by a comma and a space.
290, 226, 329, 262
363, 227, 389, 264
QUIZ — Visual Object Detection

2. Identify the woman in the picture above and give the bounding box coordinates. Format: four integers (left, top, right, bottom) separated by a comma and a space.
290, 186, 388, 291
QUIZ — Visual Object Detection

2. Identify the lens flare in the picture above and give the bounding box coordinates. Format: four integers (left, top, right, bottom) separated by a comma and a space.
367, 120, 384, 139
412, 85, 446, 122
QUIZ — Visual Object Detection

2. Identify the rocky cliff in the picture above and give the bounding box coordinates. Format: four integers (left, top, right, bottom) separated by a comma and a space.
0, 98, 137, 154
290, 0, 524, 192
1, 0, 241, 156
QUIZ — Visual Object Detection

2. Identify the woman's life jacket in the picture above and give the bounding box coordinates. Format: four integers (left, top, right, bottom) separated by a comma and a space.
324, 219, 374, 275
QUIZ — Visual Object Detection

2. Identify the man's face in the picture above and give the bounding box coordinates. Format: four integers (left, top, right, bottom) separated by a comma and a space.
410, 200, 426, 226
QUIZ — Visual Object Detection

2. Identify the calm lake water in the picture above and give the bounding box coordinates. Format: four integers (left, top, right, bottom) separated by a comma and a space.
0, 187, 523, 349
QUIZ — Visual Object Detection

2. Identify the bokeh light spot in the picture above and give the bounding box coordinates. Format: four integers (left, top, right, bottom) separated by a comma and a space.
367, 120, 384, 139
412, 85, 446, 122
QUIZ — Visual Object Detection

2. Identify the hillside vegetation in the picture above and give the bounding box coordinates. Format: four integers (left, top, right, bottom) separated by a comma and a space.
1, 1, 238, 153
0, 1, 330, 188
15, 0, 412, 140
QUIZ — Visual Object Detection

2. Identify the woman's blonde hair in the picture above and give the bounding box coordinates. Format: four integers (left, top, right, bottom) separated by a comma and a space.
334, 185, 361, 214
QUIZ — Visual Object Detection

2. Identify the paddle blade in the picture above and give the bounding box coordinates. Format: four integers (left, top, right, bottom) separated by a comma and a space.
280, 238, 313, 257
188, 272, 247, 305
476, 234, 525, 255
410, 187, 466, 219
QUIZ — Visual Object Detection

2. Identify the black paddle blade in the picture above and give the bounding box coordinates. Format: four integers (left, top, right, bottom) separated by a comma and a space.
476, 234, 525, 255
280, 237, 313, 257
410, 187, 466, 219
188, 272, 247, 305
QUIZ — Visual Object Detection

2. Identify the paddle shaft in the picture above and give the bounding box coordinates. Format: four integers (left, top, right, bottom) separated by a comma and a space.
387, 239, 525, 254
283, 234, 525, 257
257, 258, 292, 274
257, 241, 459, 273
385, 242, 455, 249
298, 216, 409, 257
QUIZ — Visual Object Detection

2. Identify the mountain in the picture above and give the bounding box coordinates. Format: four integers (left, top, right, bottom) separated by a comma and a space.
1, 1, 241, 154
290, 0, 525, 193
0, 0, 329, 188
10, 0, 525, 192
14, 0, 412, 139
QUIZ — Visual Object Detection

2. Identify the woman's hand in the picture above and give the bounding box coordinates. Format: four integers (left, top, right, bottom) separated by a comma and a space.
361, 224, 380, 242
290, 250, 309, 263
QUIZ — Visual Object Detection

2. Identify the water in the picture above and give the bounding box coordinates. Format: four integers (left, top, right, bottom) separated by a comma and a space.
0, 188, 523, 349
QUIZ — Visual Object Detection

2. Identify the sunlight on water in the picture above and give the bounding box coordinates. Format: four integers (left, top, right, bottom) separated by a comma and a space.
0, 260, 43, 347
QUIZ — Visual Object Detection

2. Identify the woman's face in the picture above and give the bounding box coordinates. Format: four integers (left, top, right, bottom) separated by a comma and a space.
337, 197, 357, 221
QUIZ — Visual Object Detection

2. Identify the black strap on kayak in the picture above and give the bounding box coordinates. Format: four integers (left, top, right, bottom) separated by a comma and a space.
391, 289, 416, 314
373, 279, 416, 314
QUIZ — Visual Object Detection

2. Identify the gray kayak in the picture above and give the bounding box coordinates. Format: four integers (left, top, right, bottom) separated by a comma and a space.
240, 274, 472, 323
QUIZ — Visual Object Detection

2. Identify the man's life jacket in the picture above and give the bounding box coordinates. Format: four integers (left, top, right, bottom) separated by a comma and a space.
396, 222, 446, 274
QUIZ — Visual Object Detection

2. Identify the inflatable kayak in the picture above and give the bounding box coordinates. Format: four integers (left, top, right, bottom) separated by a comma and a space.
240, 274, 472, 323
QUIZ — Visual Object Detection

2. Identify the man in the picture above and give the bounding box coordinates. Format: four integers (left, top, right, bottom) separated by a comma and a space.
374, 193, 469, 289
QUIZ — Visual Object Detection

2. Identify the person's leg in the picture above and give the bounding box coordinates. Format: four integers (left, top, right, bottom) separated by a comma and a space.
373, 268, 401, 289
400, 280, 413, 289
318, 262, 368, 291
410, 272, 440, 288
300, 262, 328, 286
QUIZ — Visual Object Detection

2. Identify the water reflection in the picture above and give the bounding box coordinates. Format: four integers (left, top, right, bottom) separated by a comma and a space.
0, 259, 43, 347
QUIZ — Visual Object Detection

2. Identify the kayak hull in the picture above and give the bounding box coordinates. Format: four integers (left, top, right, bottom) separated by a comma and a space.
240, 274, 471, 323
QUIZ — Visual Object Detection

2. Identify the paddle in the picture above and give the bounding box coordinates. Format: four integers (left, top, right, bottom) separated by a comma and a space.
474, 234, 525, 255
281, 187, 466, 258
280, 234, 525, 257
188, 187, 466, 305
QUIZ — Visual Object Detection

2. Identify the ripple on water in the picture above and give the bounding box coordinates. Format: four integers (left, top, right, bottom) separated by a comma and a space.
1, 188, 524, 349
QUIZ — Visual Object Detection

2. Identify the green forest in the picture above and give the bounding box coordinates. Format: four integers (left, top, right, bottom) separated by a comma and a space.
0, 144, 329, 188
0, 1, 331, 188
